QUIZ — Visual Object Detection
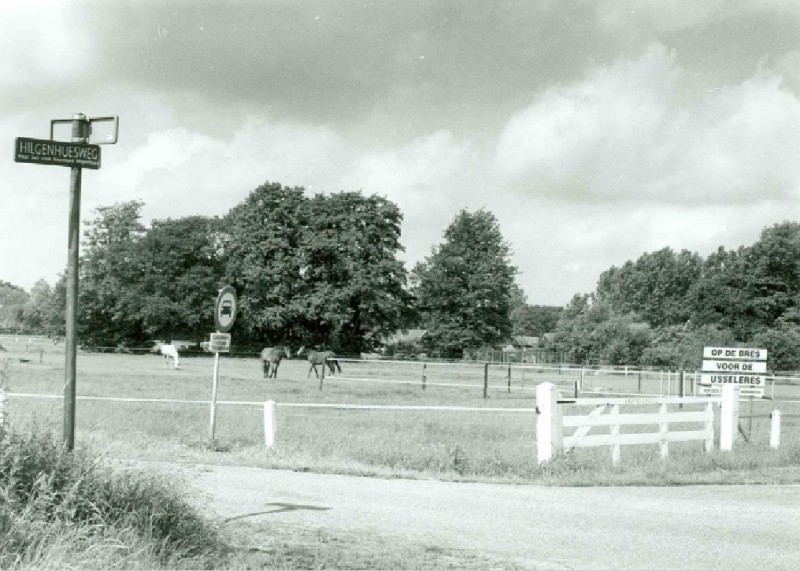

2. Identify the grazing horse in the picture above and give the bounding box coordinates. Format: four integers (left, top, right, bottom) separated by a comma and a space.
261, 346, 291, 379
153, 341, 180, 369
296, 346, 342, 379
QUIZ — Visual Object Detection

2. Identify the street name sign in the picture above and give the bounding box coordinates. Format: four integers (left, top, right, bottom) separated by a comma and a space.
14, 137, 101, 169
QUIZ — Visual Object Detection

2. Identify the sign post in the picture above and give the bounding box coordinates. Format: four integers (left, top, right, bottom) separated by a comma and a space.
14, 113, 118, 451
208, 287, 237, 441
700, 346, 768, 399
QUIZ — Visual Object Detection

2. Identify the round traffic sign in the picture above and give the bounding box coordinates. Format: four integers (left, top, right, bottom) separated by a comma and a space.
214, 286, 238, 332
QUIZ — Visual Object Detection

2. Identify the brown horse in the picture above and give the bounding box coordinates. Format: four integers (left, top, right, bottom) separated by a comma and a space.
260, 346, 291, 378
296, 346, 342, 379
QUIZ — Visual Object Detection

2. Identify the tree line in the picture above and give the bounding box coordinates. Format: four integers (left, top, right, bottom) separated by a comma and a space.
11, 179, 800, 370
11, 182, 553, 356
545, 221, 800, 371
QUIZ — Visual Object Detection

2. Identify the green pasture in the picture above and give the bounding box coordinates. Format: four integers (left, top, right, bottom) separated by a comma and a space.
2, 335, 799, 485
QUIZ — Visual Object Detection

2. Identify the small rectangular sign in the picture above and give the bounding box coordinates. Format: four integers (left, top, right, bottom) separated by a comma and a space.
702, 347, 767, 360
699, 385, 765, 398
700, 373, 765, 386
208, 332, 231, 353
617, 397, 660, 405
702, 360, 767, 373
14, 137, 101, 169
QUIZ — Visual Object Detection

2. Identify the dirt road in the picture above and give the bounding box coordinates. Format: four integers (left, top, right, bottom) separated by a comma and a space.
150, 462, 799, 570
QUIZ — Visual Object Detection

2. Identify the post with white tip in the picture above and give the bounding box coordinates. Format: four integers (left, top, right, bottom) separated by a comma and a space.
770, 409, 781, 449
264, 400, 276, 448
719, 384, 740, 451
536, 382, 562, 464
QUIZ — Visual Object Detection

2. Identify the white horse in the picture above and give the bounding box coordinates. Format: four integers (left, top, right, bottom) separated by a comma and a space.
155, 342, 180, 369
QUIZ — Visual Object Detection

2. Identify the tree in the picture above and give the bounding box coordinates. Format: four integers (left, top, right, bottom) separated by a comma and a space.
510, 295, 562, 337
0, 281, 28, 331
296, 191, 412, 353
131, 215, 226, 341
596, 248, 702, 328
549, 296, 652, 365
21, 279, 51, 332
740, 221, 800, 335
223, 182, 312, 345
411, 209, 516, 358
640, 323, 735, 369
78, 201, 147, 347
224, 183, 412, 353
751, 325, 800, 372
687, 246, 751, 339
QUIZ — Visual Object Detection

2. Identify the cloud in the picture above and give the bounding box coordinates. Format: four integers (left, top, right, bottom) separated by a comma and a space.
0, 1, 94, 88
342, 130, 480, 263
493, 44, 800, 205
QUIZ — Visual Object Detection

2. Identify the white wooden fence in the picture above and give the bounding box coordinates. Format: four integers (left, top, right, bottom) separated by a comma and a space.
536, 382, 743, 465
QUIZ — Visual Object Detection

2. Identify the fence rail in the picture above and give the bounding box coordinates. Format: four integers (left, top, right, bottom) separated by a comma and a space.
537, 383, 720, 465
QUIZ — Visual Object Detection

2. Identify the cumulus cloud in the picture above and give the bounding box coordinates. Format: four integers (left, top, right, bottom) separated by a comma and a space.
0, 1, 94, 88
493, 44, 800, 205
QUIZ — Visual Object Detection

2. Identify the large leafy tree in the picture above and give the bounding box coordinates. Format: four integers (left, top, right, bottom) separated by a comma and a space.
596, 247, 702, 328
411, 209, 516, 358
132, 215, 226, 341
687, 246, 751, 339
78, 201, 147, 347
740, 221, 800, 334
223, 182, 309, 345
224, 183, 411, 353
297, 192, 412, 353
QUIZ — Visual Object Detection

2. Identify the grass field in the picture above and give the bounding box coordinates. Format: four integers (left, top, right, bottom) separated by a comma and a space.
2, 335, 799, 486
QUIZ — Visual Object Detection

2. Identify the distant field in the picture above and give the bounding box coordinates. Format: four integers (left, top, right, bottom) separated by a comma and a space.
3, 334, 799, 485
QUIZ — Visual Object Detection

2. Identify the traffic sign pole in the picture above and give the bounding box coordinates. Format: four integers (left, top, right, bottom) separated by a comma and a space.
209, 342, 221, 441
64, 113, 88, 451
208, 287, 237, 441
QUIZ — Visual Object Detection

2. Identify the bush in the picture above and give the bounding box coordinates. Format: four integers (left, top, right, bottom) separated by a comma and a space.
0, 425, 230, 569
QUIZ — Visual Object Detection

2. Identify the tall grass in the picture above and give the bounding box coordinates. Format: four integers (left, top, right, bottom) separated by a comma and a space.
0, 423, 231, 570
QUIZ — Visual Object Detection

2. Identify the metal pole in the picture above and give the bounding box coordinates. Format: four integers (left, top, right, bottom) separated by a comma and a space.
209, 351, 220, 440
64, 113, 87, 451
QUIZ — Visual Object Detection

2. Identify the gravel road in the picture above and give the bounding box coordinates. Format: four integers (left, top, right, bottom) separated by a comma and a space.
146, 462, 800, 570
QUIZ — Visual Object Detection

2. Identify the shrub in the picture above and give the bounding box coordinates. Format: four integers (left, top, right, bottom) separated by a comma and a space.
0, 425, 230, 569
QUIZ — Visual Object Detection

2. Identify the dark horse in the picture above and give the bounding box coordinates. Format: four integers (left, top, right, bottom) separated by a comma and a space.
260, 346, 291, 379
296, 346, 342, 380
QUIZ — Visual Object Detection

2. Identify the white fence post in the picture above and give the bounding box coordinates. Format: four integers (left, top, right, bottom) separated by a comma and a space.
610, 404, 620, 465
536, 382, 562, 464
659, 402, 669, 459
770, 410, 781, 449
263, 400, 276, 448
720, 384, 740, 451
704, 401, 713, 453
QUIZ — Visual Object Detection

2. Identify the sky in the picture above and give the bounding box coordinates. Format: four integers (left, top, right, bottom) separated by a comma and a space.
2, 0, 800, 307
